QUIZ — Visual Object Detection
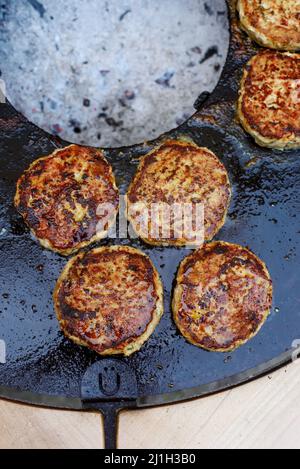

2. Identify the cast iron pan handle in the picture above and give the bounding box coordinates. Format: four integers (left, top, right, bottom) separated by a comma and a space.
85, 401, 136, 449
81, 359, 138, 449
101, 403, 119, 450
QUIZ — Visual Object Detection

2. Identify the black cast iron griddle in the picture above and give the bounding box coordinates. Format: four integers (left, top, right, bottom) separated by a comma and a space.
0, 0, 299, 449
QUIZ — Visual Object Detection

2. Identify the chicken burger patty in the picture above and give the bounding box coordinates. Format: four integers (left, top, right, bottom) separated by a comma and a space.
15, 144, 119, 255
54, 245, 164, 356
238, 51, 300, 150
126, 140, 231, 246
173, 241, 273, 352
237, 0, 300, 51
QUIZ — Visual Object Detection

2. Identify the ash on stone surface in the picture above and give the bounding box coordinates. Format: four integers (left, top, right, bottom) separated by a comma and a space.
0, 0, 229, 147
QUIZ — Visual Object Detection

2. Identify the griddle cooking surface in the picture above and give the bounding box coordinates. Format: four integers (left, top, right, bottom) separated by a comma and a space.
0, 1, 299, 408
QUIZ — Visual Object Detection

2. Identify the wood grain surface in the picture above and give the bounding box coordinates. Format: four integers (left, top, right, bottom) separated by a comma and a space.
1, 362, 300, 449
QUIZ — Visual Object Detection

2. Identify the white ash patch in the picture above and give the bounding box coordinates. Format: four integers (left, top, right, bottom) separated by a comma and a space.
0, 0, 229, 147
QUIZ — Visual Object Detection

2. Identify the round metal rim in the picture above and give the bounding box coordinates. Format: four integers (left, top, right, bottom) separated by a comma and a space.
0, 0, 298, 413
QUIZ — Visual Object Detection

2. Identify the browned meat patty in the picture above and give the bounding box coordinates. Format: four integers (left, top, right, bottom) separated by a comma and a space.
126, 139, 231, 246
237, 0, 300, 51
14, 144, 119, 255
238, 51, 300, 150
54, 245, 164, 356
173, 241, 273, 352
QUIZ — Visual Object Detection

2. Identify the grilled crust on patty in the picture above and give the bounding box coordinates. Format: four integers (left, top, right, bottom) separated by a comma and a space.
14, 145, 119, 256
173, 242, 273, 352
237, 51, 300, 150
126, 140, 231, 246
237, 0, 300, 51
53, 245, 164, 356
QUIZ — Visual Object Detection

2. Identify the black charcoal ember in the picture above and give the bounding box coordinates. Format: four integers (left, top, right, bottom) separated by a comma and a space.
191, 46, 202, 55
27, 0, 46, 18
119, 9, 131, 21
204, 3, 213, 16
124, 90, 135, 100
155, 71, 175, 88
200, 46, 219, 64
105, 117, 123, 128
